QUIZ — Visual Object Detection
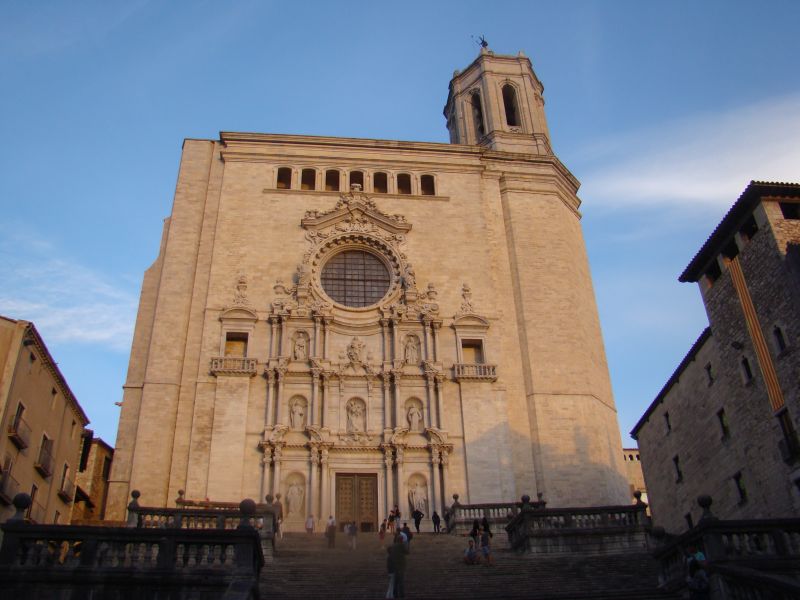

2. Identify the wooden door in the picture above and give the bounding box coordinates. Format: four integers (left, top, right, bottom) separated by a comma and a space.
335, 473, 377, 532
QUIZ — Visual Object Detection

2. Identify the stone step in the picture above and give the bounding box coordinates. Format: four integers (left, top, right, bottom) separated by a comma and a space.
260, 533, 679, 599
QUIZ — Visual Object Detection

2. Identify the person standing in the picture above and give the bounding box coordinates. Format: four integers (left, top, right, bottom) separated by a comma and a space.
412, 508, 424, 533
274, 493, 284, 540
401, 522, 412, 552
379, 519, 388, 548
305, 514, 315, 534
388, 508, 396, 533
431, 511, 441, 534
387, 532, 409, 599
479, 526, 494, 566
347, 521, 358, 550
325, 515, 336, 548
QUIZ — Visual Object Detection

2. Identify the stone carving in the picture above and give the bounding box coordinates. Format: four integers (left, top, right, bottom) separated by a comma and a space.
408, 481, 428, 514
290, 399, 306, 430
233, 274, 249, 305
425, 283, 438, 300
460, 283, 474, 314
286, 482, 305, 516
403, 334, 420, 364
403, 263, 417, 289
292, 331, 309, 361
346, 398, 365, 433
346, 337, 365, 365
407, 403, 423, 432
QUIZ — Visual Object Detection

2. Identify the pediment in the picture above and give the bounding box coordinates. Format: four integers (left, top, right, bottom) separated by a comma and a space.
452, 314, 490, 329
301, 188, 411, 235
220, 306, 259, 322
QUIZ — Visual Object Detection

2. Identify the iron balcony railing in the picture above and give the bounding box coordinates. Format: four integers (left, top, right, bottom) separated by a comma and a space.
8, 415, 32, 449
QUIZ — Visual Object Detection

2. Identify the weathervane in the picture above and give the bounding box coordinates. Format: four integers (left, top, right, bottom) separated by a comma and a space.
471, 35, 488, 49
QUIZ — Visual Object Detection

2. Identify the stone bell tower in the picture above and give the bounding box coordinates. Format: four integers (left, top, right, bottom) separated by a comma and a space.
443, 46, 552, 155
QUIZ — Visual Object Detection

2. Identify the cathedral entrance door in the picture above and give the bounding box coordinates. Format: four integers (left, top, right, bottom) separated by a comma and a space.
335, 473, 378, 532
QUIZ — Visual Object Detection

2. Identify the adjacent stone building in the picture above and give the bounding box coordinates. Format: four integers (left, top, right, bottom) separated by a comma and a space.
632, 181, 800, 532
0, 316, 90, 523
107, 47, 630, 528
622, 448, 647, 504
71, 436, 114, 524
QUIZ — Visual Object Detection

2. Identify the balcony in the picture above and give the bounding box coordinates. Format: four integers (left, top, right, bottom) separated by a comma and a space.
210, 356, 258, 377
0, 470, 20, 505
7, 416, 31, 449
453, 363, 498, 382
57, 477, 75, 503
34, 446, 54, 478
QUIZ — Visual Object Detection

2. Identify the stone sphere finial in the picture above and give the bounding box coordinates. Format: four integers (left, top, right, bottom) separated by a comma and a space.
452, 493, 459, 501
239, 498, 256, 515
698, 494, 715, 521
521, 494, 531, 504
265, 494, 274, 504
275, 493, 282, 500
11, 493, 31, 521
131, 490, 141, 500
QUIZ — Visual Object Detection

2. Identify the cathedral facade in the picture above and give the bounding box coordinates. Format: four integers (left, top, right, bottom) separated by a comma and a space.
106, 48, 630, 528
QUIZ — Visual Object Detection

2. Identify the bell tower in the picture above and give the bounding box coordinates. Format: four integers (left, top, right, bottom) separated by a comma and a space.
443, 47, 552, 155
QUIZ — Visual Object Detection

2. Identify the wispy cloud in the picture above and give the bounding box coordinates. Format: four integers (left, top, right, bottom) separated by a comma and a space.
579, 93, 800, 210
0, 229, 137, 351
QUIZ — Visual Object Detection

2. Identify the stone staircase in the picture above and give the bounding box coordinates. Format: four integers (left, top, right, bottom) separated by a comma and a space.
261, 531, 680, 599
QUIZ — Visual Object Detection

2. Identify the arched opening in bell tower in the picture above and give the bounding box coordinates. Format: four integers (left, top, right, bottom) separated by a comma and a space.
502, 84, 520, 127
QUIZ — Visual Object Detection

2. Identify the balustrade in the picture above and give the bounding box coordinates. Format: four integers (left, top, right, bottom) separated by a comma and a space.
210, 356, 258, 376
453, 363, 497, 381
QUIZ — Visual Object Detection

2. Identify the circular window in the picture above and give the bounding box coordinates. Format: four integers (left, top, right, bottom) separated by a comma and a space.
320, 250, 391, 308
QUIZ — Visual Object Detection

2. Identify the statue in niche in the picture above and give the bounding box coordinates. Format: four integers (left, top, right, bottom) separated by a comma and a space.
408, 482, 427, 514
233, 274, 248, 305
286, 482, 305, 516
293, 332, 308, 360
403, 263, 417, 289
346, 337, 365, 364
346, 399, 365, 433
407, 404, 423, 432
403, 335, 420, 364
290, 400, 306, 430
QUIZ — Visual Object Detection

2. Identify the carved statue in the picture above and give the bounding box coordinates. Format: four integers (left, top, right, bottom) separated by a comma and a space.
407, 404, 423, 432
403, 263, 417, 288
290, 400, 305, 430
408, 482, 427, 514
293, 332, 308, 360
403, 335, 420, 364
346, 399, 365, 433
346, 337, 365, 364
233, 274, 248, 305
296, 264, 311, 287
286, 482, 305, 516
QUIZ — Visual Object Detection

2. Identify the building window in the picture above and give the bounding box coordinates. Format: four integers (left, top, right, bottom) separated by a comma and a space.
320, 250, 391, 308
773, 326, 787, 354
740, 357, 754, 384
224, 332, 248, 357
325, 170, 340, 192
373, 172, 388, 193
664, 412, 671, 434
704, 363, 714, 386
397, 173, 412, 195
102, 456, 112, 481
36, 434, 54, 477
28, 484, 38, 519
420, 174, 435, 196
717, 408, 730, 439
53, 511, 61, 524
779, 202, 800, 220
300, 168, 316, 191
733, 472, 747, 504
276, 167, 292, 189
349, 170, 364, 190
502, 84, 520, 127
673, 455, 683, 483
461, 340, 484, 364
470, 92, 485, 138
59, 463, 69, 491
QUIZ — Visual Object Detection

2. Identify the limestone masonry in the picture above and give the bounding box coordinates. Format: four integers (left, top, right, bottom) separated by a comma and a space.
107, 48, 630, 528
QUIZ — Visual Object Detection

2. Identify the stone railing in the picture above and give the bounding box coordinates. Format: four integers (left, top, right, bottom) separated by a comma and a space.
446, 493, 546, 533
0, 493, 264, 599
504, 493, 651, 555
210, 356, 258, 376
453, 363, 497, 381
652, 495, 800, 598
129, 490, 276, 562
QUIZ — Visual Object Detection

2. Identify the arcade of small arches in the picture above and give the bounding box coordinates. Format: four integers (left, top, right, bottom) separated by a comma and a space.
274, 166, 437, 196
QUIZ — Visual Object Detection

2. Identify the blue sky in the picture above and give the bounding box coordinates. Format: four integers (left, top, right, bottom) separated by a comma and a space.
1, 1, 798, 448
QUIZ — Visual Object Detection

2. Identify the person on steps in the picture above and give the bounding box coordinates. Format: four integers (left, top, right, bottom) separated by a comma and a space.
479, 526, 494, 566
325, 515, 336, 548
463, 538, 480, 565
387, 532, 409, 599
431, 511, 441, 534
412, 508, 424, 533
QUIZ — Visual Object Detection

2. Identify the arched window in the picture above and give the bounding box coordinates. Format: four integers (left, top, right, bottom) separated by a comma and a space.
325, 170, 340, 192
300, 168, 316, 191
420, 175, 435, 196
397, 173, 412, 195
470, 92, 485, 138
350, 170, 364, 190
502, 84, 520, 127
276, 167, 292, 189
373, 172, 388, 194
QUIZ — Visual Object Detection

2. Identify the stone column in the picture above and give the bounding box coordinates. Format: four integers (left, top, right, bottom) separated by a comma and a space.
311, 368, 321, 426
279, 315, 288, 357
430, 447, 442, 513
321, 373, 330, 428
272, 445, 284, 496
391, 318, 400, 362
440, 449, 450, 510
380, 318, 390, 362
323, 317, 332, 359
431, 321, 441, 362
434, 373, 445, 430
313, 317, 321, 357
381, 372, 392, 430
275, 367, 287, 425
309, 446, 320, 524
320, 447, 331, 521
384, 446, 395, 515
269, 316, 279, 357
396, 446, 407, 520
265, 370, 276, 426
260, 446, 273, 502
393, 369, 403, 430
424, 373, 434, 431
422, 316, 433, 360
